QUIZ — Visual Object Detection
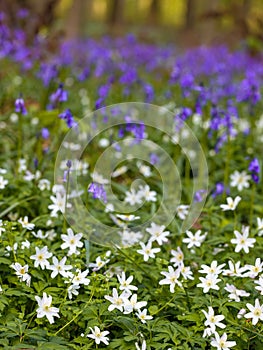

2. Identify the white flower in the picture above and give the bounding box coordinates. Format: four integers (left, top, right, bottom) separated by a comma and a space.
35, 292, 60, 324
202, 306, 226, 334
138, 185, 157, 202
120, 228, 143, 247
18, 158, 27, 173
105, 203, 114, 213
199, 261, 226, 276
67, 284, 80, 299
38, 179, 51, 191
32, 229, 49, 239
197, 275, 221, 293
146, 222, 170, 245
21, 240, 30, 250
137, 241, 160, 261
222, 260, 249, 277
138, 163, 152, 177
87, 326, 110, 345
104, 288, 129, 312
48, 256, 73, 278
231, 226, 256, 253
111, 165, 128, 178
136, 309, 153, 323
220, 196, 241, 211
30, 246, 52, 269
257, 217, 263, 236
71, 269, 90, 286
0, 220, 6, 235
244, 258, 263, 278
224, 284, 250, 302
211, 332, 236, 350
176, 204, 189, 220
48, 192, 72, 217
61, 228, 83, 255
159, 266, 182, 293
18, 216, 35, 230
244, 299, 263, 325
255, 276, 263, 295
183, 230, 207, 248
0, 175, 8, 189
11, 262, 31, 286
89, 256, 110, 271
180, 265, 194, 280
116, 214, 140, 221
123, 294, 147, 314
124, 188, 142, 206
117, 272, 138, 295
135, 339, 147, 350
230, 170, 250, 191
91, 171, 109, 185
170, 247, 184, 267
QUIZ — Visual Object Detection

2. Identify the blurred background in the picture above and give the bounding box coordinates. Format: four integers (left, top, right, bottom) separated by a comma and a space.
1, 0, 263, 49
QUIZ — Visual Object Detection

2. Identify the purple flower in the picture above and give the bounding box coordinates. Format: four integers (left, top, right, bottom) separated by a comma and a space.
150, 153, 159, 165
194, 189, 207, 202
249, 158, 260, 183
212, 182, 227, 198
41, 128, 49, 139
88, 182, 107, 203
59, 109, 77, 129
15, 97, 27, 115
49, 83, 68, 107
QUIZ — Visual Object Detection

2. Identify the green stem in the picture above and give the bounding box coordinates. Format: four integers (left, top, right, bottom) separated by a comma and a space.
151, 295, 175, 316
249, 182, 256, 227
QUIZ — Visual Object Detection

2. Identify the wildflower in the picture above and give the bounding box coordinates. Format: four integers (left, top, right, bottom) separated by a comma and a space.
244, 258, 263, 278
183, 230, 207, 249
244, 299, 263, 325
254, 276, 263, 295
49, 83, 68, 105
231, 226, 256, 253
11, 262, 31, 286
88, 182, 107, 203
116, 214, 140, 222
117, 272, 138, 295
71, 269, 90, 286
176, 204, 189, 220
104, 288, 129, 312
15, 97, 27, 115
89, 256, 110, 271
220, 196, 241, 211
202, 306, 226, 334
0, 220, 6, 235
136, 309, 153, 323
0, 176, 8, 189
170, 247, 184, 267
180, 265, 194, 280
59, 109, 77, 129
67, 284, 80, 299
18, 216, 35, 230
32, 229, 49, 239
30, 246, 52, 269
197, 275, 221, 293
230, 170, 250, 191
61, 228, 83, 255
159, 266, 182, 293
35, 292, 60, 324
87, 326, 110, 345
135, 339, 147, 350
211, 332, 236, 350
146, 222, 170, 245
137, 184, 157, 202
257, 217, 263, 236
21, 240, 30, 249
248, 158, 260, 183
123, 294, 147, 314
38, 179, 51, 191
124, 188, 142, 205
224, 284, 250, 302
48, 256, 73, 278
137, 241, 160, 261
222, 260, 248, 277
48, 192, 72, 217
199, 261, 226, 276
